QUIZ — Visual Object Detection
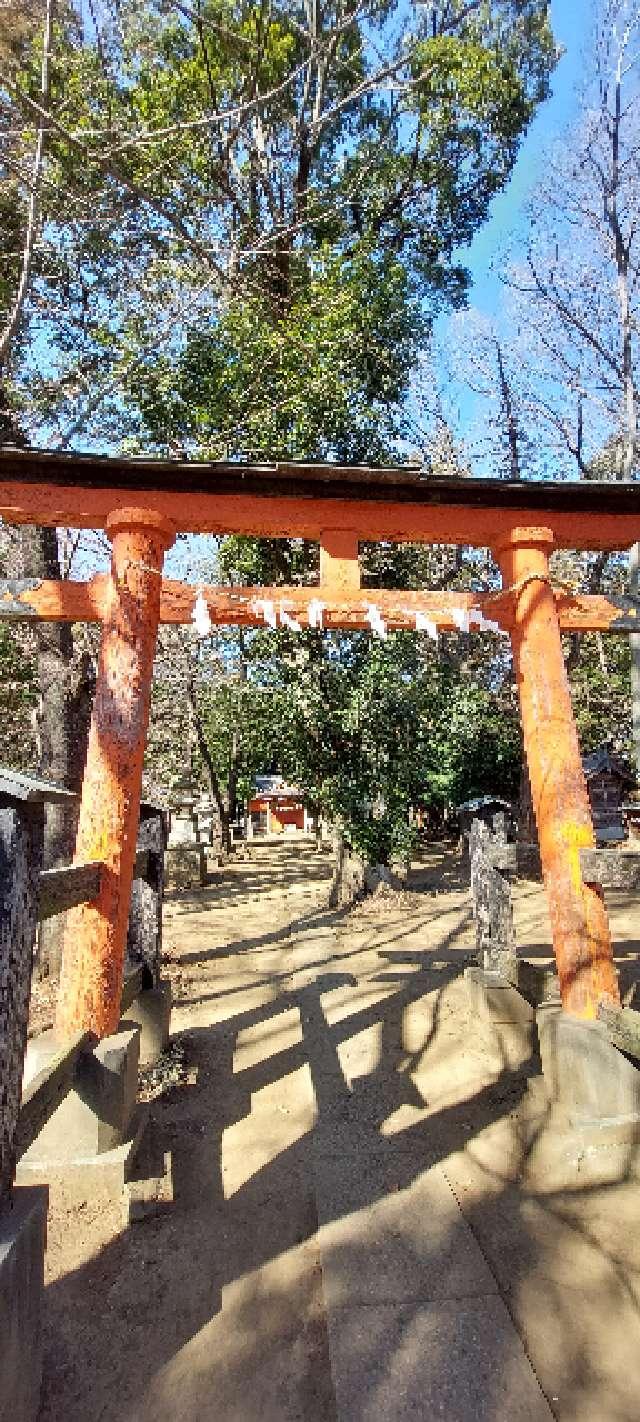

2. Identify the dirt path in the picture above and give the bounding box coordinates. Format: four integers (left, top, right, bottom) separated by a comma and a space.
37, 842, 640, 1421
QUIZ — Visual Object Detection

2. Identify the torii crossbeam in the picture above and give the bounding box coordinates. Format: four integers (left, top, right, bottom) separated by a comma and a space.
2, 447, 639, 1032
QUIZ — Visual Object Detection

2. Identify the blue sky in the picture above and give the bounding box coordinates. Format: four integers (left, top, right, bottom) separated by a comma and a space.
428, 0, 586, 460
453, 0, 584, 320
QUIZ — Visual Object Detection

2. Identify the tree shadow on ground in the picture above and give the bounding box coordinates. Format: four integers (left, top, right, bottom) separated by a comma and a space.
38, 846, 640, 1422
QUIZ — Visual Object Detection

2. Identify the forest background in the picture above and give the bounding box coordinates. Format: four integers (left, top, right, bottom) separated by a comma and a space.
0, 0, 637, 868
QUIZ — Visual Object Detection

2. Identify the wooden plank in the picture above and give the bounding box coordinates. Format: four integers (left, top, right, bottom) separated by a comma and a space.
579, 848, 640, 889
120, 964, 144, 1013
0, 578, 495, 631
0, 574, 638, 636
38, 848, 148, 921
1, 447, 639, 513
0, 768, 78, 804
0, 576, 106, 622
598, 1004, 640, 1061
485, 842, 543, 880
2, 466, 639, 548
14, 1031, 91, 1158
38, 861, 103, 919
554, 591, 640, 633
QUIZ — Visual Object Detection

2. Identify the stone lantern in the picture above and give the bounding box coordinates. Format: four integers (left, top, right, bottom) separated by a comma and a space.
164, 771, 207, 889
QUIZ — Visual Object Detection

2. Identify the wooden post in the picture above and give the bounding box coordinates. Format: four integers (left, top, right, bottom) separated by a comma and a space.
495, 528, 619, 1018
319, 530, 360, 592
629, 543, 640, 782
57, 509, 175, 1040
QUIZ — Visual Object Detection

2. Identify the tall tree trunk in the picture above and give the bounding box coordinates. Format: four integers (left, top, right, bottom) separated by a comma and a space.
187, 678, 233, 853
630, 546, 640, 782
495, 341, 521, 480
5, 524, 94, 974
608, 73, 639, 776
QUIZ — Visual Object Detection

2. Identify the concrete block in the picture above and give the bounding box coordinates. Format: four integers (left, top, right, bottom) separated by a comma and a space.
0, 1186, 48, 1422
465, 967, 535, 1067
324, 1299, 553, 1421
16, 1108, 148, 1200
538, 1010, 640, 1128
164, 844, 206, 890
465, 967, 534, 1024
120, 980, 171, 1066
487, 1021, 535, 1071
313, 1152, 495, 1307
21, 1027, 140, 1164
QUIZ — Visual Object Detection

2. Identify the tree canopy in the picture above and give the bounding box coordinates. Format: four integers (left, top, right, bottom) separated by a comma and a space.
3, 1, 599, 866
1, 0, 555, 447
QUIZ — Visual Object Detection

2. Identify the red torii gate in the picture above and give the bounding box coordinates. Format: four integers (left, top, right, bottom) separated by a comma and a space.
2, 447, 639, 1033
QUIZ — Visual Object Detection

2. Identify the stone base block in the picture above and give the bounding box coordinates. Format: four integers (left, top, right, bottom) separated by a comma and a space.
0, 1186, 48, 1422
165, 844, 206, 889
515, 1086, 640, 1187
465, 968, 535, 1069
120, 980, 171, 1066
465, 967, 535, 1024
21, 1026, 140, 1163
538, 1010, 640, 1131
16, 1107, 147, 1201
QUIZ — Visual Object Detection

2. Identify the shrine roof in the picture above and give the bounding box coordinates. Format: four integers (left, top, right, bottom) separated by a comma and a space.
1, 445, 639, 514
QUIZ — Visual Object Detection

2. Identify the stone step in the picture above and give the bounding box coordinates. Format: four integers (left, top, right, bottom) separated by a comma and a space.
312, 1124, 553, 1421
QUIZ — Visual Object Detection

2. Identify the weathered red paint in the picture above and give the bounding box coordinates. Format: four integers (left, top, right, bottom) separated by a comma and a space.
3, 456, 630, 1039
5, 575, 639, 634
56, 509, 175, 1039
1, 479, 639, 551
495, 528, 620, 1018
319, 531, 361, 592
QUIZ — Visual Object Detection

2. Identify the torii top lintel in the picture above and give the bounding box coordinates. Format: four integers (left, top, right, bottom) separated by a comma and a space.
1, 447, 639, 550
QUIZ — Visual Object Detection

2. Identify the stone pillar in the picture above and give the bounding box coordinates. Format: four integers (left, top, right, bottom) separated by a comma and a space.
495, 528, 619, 1018
127, 805, 167, 986
57, 509, 175, 1040
469, 817, 516, 980
164, 785, 207, 889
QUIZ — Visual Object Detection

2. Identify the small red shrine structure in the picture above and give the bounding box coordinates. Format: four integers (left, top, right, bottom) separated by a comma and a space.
1, 447, 639, 1029
248, 775, 308, 836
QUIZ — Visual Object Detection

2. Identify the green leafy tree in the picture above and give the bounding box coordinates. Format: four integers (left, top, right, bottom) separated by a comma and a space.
0, 0, 555, 443
1, 0, 554, 865
0, 621, 36, 769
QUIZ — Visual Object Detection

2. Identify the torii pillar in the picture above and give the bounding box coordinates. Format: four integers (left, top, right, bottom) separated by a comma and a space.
57, 508, 175, 1040
495, 528, 620, 1019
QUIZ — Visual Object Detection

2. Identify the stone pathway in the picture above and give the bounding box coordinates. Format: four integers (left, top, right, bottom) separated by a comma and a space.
38, 841, 640, 1422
